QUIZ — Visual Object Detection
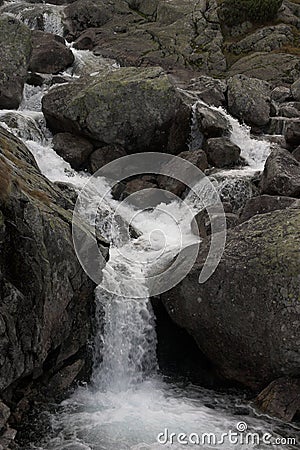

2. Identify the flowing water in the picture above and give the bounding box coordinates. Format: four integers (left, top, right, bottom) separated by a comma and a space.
0, 2, 299, 449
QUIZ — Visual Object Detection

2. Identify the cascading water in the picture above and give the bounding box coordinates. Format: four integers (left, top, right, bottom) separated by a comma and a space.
1, 0, 65, 35
0, 2, 297, 448
6, 101, 294, 450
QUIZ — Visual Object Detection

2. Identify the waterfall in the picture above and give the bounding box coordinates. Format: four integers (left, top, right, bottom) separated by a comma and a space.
0, 5, 294, 446
1, 1, 65, 35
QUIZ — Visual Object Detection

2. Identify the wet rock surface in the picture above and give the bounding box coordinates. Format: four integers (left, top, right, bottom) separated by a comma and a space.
0, 126, 107, 435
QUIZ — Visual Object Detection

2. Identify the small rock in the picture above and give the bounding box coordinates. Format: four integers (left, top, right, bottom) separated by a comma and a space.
204, 137, 241, 168
0, 427, 17, 449
29, 30, 74, 74
0, 402, 10, 430
278, 102, 300, 118
255, 378, 300, 422
112, 177, 172, 208
89, 145, 127, 174
187, 76, 227, 107
270, 86, 291, 104
53, 132, 94, 170
26, 72, 45, 87
74, 29, 96, 50
195, 105, 231, 138
292, 146, 300, 162
291, 77, 300, 102
260, 148, 300, 197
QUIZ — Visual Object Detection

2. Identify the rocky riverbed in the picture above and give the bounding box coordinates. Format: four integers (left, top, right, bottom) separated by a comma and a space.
0, 0, 299, 449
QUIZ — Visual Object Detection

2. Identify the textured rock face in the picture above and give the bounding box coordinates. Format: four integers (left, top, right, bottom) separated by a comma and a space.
42, 67, 190, 154
162, 208, 300, 389
0, 126, 107, 415
64, 0, 226, 75
0, 17, 31, 109
271, 86, 291, 104
260, 148, 300, 197
227, 74, 271, 127
29, 31, 74, 74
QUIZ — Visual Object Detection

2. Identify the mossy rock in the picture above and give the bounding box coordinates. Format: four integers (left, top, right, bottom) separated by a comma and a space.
42, 66, 191, 155
0, 16, 32, 109
162, 207, 300, 390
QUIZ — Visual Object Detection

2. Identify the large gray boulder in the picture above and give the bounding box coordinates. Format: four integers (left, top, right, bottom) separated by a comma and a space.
227, 74, 271, 127
162, 208, 300, 390
42, 67, 190, 154
0, 17, 31, 109
0, 126, 107, 427
260, 148, 300, 197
